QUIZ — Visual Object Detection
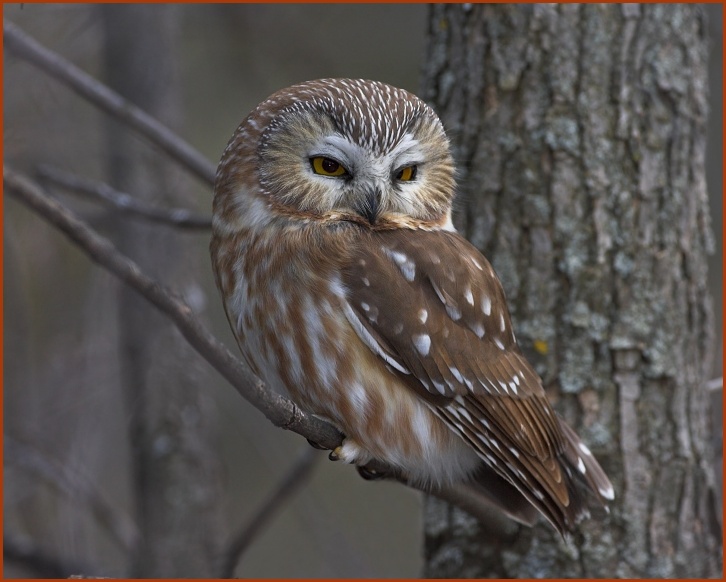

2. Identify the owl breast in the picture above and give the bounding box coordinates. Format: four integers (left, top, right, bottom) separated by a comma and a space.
214, 221, 479, 487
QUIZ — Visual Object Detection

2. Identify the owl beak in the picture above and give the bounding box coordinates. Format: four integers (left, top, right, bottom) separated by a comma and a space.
355, 188, 381, 225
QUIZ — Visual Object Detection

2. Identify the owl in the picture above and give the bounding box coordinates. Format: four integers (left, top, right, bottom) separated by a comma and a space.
210, 78, 613, 535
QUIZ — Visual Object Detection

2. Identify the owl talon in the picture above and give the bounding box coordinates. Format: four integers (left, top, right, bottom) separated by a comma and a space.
306, 438, 327, 451
357, 465, 387, 481
328, 439, 371, 465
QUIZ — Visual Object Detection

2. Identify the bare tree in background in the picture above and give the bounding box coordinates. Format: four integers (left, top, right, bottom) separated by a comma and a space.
421, 4, 721, 577
100, 5, 223, 576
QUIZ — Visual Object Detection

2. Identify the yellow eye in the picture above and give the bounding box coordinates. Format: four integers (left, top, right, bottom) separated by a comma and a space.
395, 165, 417, 182
311, 157, 347, 177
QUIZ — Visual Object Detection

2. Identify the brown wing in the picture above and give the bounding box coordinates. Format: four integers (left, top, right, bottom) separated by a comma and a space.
341, 228, 612, 533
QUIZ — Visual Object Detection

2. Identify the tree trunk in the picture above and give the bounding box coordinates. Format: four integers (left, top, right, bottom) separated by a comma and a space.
101, 5, 223, 577
420, 4, 721, 577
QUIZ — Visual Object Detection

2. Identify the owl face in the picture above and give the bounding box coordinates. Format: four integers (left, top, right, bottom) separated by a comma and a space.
246, 79, 456, 227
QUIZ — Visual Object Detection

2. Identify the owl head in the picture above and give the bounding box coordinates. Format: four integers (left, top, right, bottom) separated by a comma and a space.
215, 79, 456, 230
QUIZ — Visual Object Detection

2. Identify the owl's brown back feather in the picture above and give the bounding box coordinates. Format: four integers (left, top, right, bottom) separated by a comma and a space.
341, 227, 613, 533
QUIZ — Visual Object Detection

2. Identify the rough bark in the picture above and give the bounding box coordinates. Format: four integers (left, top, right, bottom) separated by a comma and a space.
101, 5, 223, 577
420, 4, 721, 577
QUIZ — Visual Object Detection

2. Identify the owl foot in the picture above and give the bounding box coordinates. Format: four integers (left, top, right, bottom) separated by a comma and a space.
328, 438, 371, 465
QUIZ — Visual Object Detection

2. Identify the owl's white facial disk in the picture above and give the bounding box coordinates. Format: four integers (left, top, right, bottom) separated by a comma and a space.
306, 131, 429, 221
237, 78, 457, 228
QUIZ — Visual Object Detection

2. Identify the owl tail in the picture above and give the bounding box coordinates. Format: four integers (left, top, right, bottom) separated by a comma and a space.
557, 418, 615, 509
461, 416, 614, 537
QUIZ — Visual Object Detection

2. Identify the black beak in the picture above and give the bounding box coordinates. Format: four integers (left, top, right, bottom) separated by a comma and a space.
355, 188, 380, 225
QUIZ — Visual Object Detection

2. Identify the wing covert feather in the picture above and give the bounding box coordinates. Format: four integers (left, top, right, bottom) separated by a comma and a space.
342, 229, 564, 457
340, 229, 601, 531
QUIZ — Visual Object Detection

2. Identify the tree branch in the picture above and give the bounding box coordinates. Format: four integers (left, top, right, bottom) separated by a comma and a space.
222, 447, 319, 577
36, 165, 212, 229
4, 166, 342, 451
3, 21, 216, 186
4, 168, 528, 534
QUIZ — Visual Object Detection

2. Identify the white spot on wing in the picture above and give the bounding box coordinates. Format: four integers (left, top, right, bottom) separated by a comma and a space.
577, 457, 587, 474
469, 322, 485, 338
413, 333, 431, 356
448, 366, 464, 383
464, 287, 474, 306
599, 484, 615, 500
578, 442, 593, 456
458, 406, 473, 424
481, 295, 492, 316
494, 338, 506, 350
499, 313, 506, 332
469, 256, 484, 271
418, 309, 428, 323
382, 247, 416, 281
432, 380, 447, 395
446, 305, 462, 321
430, 280, 461, 321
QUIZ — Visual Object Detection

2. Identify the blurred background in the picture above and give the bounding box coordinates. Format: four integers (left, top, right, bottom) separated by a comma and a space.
4, 3, 722, 578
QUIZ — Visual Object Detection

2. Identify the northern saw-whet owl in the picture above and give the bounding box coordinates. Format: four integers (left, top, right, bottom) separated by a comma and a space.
211, 78, 614, 535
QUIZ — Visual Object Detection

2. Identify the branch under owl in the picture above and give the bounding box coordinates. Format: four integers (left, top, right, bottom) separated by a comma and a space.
4, 169, 522, 535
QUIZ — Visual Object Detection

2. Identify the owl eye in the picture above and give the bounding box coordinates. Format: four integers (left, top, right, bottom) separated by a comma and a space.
311, 156, 348, 177
395, 165, 418, 182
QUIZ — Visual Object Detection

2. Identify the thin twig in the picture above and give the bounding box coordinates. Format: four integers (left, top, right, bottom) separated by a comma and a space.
37, 165, 212, 229
222, 447, 320, 577
4, 21, 216, 185
4, 166, 526, 531
5, 437, 139, 553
